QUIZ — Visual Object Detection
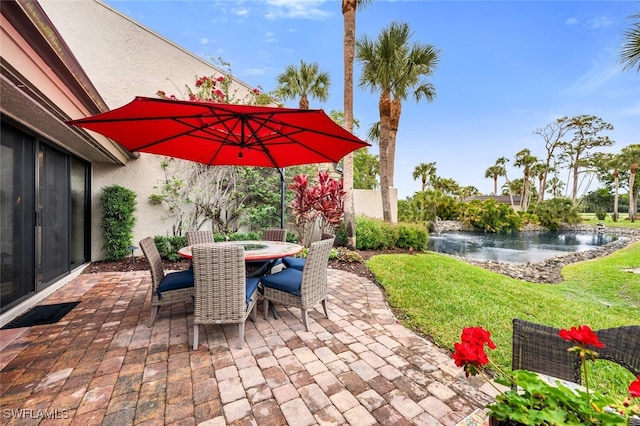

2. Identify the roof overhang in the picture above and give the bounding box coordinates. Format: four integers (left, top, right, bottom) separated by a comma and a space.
1, 0, 135, 164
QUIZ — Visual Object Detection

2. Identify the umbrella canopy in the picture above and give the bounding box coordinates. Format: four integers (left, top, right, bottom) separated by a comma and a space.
67, 96, 369, 168
67, 96, 369, 228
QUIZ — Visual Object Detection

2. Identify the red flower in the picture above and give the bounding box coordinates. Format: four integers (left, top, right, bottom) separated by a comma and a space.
461, 326, 497, 349
216, 76, 225, 82
630, 376, 640, 398
558, 325, 605, 348
452, 327, 496, 377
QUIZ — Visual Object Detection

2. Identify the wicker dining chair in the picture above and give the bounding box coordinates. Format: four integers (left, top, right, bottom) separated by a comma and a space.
512, 318, 582, 384
595, 325, 640, 376
139, 237, 194, 327
186, 230, 214, 245
191, 244, 259, 350
262, 228, 287, 242
282, 233, 334, 271
261, 236, 335, 331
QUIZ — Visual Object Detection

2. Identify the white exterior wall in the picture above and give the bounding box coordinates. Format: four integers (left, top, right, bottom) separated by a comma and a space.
353, 188, 398, 223
39, 0, 257, 260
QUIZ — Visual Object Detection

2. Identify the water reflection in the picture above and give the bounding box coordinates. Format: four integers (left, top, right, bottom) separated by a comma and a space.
427, 231, 619, 264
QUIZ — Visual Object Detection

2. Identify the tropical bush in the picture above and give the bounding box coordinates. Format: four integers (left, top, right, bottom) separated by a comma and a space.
100, 185, 137, 260
459, 199, 522, 232
531, 198, 581, 230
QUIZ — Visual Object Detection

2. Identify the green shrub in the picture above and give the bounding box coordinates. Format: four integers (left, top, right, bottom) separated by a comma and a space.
396, 223, 428, 250
355, 216, 398, 249
460, 199, 521, 232
595, 210, 607, 221
531, 198, 581, 230
100, 185, 136, 260
219, 231, 261, 242
153, 235, 187, 261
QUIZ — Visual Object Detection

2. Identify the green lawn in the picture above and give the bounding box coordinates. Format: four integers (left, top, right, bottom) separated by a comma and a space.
366, 237, 640, 398
581, 213, 640, 229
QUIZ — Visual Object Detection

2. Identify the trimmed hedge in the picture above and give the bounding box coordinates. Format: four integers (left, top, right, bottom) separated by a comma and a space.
354, 217, 428, 251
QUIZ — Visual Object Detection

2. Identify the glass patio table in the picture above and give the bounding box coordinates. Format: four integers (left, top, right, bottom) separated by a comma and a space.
177, 240, 303, 262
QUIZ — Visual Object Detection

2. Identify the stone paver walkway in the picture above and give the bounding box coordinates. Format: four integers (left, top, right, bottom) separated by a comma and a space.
0, 268, 496, 425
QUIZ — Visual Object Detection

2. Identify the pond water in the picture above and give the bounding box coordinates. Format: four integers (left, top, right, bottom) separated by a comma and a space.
427, 231, 621, 264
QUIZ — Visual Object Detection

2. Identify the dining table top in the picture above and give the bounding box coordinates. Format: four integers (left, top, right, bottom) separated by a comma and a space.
177, 240, 304, 261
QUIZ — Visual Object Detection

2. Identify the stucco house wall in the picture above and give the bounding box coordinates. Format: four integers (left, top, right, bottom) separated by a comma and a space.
354, 188, 398, 223
39, 0, 258, 260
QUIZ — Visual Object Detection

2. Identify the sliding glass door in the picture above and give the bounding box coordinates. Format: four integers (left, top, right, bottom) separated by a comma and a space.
1, 122, 90, 312
1, 126, 36, 309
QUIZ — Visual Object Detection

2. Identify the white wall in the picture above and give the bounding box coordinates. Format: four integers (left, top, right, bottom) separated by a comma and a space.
39, 0, 258, 260
354, 188, 398, 223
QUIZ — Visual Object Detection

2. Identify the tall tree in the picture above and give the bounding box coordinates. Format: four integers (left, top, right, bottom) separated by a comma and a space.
412, 162, 437, 192
561, 115, 614, 206
620, 144, 640, 221
276, 60, 330, 109
356, 21, 439, 221
620, 11, 640, 73
533, 116, 570, 201
342, 0, 371, 249
514, 148, 538, 211
484, 165, 505, 196
593, 152, 622, 222
495, 157, 514, 207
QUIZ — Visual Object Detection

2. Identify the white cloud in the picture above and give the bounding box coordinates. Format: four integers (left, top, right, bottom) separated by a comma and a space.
585, 15, 613, 29
566, 60, 620, 96
263, 0, 331, 20
199, 38, 211, 45
234, 7, 249, 18
566, 17, 578, 25
265, 32, 277, 43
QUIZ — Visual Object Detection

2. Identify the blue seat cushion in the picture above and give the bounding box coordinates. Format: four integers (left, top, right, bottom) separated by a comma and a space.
245, 277, 260, 305
261, 268, 303, 296
156, 269, 194, 299
282, 256, 306, 271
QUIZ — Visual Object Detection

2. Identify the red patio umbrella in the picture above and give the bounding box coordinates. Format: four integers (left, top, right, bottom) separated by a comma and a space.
67, 96, 369, 227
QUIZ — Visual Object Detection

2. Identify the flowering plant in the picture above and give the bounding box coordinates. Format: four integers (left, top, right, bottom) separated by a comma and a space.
453, 325, 640, 425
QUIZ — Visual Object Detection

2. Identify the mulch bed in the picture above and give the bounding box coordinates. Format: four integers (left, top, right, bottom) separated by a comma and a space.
81, 249, 413, 281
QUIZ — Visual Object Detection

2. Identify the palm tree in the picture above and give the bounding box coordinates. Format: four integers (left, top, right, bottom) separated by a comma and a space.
342, 0, 371, 249
620, 11, 640, 73
514, 149, 538, 211
620, 144, 640, 222
531, 162, 548, 203
495, 157, 514, 207
356, 21, 439, 221
412, 162, 437, 192
484, 165, 504, 196
594, 152, 623, 222
276, 60, 330, 109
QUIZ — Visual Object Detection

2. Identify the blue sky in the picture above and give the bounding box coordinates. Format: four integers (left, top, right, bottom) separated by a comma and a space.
104, 0, 639, 199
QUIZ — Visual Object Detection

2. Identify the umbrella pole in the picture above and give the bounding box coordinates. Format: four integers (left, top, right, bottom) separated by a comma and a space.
279, 168, 285, 229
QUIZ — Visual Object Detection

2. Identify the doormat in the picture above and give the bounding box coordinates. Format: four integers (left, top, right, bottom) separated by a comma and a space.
1, 302, 80, 329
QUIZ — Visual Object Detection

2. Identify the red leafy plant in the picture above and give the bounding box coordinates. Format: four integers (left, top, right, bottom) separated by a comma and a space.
290, 170, 344, 246
453, 325, 640, 425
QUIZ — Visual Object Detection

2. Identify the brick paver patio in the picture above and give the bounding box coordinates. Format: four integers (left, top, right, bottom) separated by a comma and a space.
0, 268, 497, 425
